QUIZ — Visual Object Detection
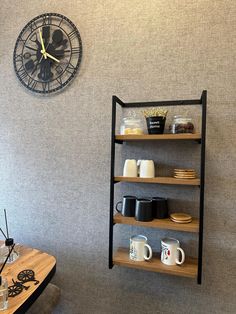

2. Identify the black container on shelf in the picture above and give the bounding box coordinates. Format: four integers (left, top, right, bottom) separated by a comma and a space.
146, 116, 166, 134
152, 197, 168, 219
135, 199, 153, 222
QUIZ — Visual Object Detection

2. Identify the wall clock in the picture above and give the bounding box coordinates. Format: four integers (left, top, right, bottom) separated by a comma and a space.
13, 13, 82, 94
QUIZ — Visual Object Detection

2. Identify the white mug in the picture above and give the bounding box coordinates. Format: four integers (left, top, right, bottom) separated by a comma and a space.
130, 235, 152, 262
123, 159, 138, 177
161, 238, 185, 266
137, 160, 155, 178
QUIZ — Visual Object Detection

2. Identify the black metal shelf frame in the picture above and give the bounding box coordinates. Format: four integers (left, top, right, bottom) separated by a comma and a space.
109, 91, 207, 284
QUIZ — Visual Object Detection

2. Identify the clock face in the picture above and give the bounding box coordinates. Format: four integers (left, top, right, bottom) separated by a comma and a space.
13, 13, 82, 94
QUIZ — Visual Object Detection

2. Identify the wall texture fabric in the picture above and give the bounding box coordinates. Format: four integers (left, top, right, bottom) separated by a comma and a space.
0, 1, 235, 313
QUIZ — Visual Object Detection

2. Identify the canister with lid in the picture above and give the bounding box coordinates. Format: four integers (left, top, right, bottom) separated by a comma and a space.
120, 117, 143, 135
169, 115, 194, 134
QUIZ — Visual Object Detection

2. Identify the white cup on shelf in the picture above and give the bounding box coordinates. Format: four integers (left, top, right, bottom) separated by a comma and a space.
137, 160, 155, 178
123, 159, 138, 177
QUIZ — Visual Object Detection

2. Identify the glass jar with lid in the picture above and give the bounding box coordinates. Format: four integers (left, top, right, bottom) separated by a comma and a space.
169, 115, 194, 134
120, 117, 144, 135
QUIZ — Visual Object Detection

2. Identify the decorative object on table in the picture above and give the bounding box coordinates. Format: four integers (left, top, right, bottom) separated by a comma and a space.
161, 238, 185, 266
123, 159, 138, 177
0, 276, 8, 311
8, 269, 39, 298
142, 107, 168, 134
173, 169, 197, 179
135, 199, 153, 222
13, 13, 82, 95
137, 160, 155, 178
129, 235, 152, 262
170, 213, 192, 224
0, 209, 19, 263
0, 244, 16, 310
152, 197, 168, 219
169, 115, 194, 134
116, 196, 136, 217
120, 116, 143, 135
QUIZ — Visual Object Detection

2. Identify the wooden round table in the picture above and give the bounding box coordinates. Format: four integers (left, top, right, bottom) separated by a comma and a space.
1, 243, 56, 313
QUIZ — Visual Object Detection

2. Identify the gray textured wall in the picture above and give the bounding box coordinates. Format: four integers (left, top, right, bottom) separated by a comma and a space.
0, 1, 236, 313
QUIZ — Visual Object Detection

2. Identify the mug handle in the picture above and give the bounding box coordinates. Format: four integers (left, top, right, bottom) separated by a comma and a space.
115, 201, 122, 213
144, 244, 152, 260
176, 247, 185, 265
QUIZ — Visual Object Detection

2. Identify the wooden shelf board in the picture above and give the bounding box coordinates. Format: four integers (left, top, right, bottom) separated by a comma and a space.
113, 247, 198, 278
115, 133, 201, 141
114, 176, 200, 186
113, 213, 199, 233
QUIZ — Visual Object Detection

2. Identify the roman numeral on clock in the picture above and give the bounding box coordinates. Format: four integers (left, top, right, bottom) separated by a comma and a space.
42, 81, 50, 92
65, 62, 75, 74
27, 77, 37, 89
58, 17, 64, 27
42, 15, 52, 25
18, 65, 28, 80
68, 30, 77, 41
14, 54, 23, 63
71, 47, 80, 55
18, 36, 26, 44
56, 76, 63, 88
30, 21, 38, 32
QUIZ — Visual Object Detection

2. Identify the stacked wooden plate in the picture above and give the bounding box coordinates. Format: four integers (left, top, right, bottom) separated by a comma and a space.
170, 213, 192, 224
173, 169, 197, 179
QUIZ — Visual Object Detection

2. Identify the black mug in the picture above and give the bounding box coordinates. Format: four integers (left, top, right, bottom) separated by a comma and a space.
116, 196, 136, 217
152, 197, 168, 219
135, 199, 153, 222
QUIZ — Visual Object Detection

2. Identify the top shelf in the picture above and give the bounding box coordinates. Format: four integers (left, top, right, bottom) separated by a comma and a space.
113, 95, 204, 108
115, 133, 201, 143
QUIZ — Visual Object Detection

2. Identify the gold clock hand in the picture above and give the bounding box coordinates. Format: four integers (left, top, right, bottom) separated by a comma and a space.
45, 52, 60, 63
39, 29, 47, 59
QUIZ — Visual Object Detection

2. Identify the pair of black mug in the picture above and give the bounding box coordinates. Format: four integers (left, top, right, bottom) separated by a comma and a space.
116, 195, 168, 222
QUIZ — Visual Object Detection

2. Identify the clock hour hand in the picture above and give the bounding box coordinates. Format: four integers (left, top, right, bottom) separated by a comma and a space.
45, 52, 60, 63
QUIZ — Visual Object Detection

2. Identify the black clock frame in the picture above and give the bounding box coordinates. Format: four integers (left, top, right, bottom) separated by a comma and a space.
13, 13, 82, 95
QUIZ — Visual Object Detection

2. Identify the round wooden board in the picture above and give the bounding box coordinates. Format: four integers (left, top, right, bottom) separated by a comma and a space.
174, 169, 196, 172
174, 173, 196, 176
171, 218, 192, 224
170, 213, 192, 221
174, 176, 197, 179
174, 171, 196, 175
174, 176, 196, 179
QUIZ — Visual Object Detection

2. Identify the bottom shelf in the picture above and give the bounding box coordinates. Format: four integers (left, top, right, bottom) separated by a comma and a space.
113, 247, 198, 278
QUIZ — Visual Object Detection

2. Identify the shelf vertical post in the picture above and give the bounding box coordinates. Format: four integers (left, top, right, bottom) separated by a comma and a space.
198, 90, 207, 284
109, 96, 117, 268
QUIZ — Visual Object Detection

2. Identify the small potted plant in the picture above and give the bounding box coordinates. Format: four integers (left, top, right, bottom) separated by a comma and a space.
142, 108, 168, 134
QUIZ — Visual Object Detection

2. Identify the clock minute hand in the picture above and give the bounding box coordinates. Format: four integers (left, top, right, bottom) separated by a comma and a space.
45, 52, 60, 63
31, 43, 50, 75
39, 29, 47, 59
